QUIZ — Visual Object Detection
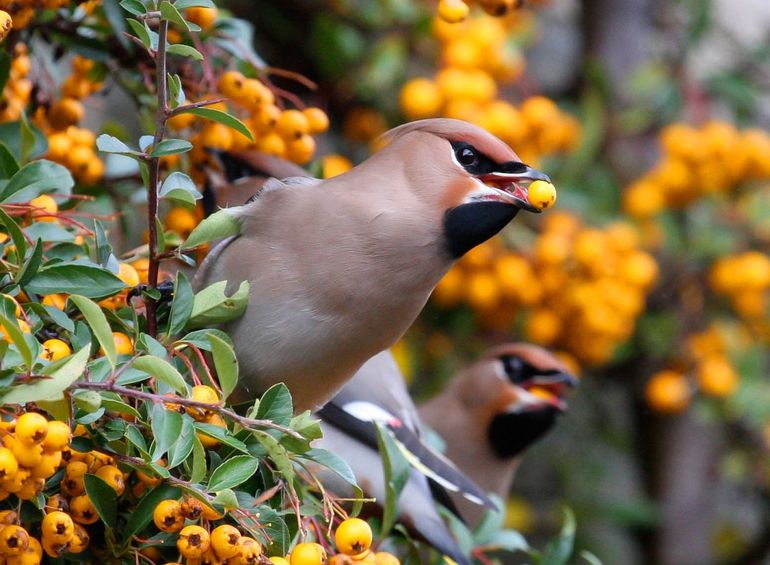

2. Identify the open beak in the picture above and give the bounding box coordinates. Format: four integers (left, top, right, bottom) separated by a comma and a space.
516, 370, 577, 413
477, 163, 551, 213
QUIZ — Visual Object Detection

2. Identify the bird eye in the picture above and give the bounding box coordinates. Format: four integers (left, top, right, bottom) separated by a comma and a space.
456, 146, 478, 167
500, 355, 525, 383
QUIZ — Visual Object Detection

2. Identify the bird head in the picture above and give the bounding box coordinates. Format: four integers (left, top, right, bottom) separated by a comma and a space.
453, 343, 577, 460
379, 119, 551, 258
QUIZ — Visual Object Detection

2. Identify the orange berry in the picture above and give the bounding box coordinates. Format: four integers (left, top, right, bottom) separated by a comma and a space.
185, 6, 218, 31
70, 494, 100, 524
303, 107, 329, 134
16, 412, 49, 445
290, 542, 327, 565
400, 78, 443, 120
645, 370, 690, 414
527, 180, 557, 210
0, 525, 30, 555
49, 97, 85, 130
437, 0, 469, 23
696, 356, 739, 398
286, 134, 316, 165
153, 499, 185, 533
218, 70, 246, 98
210, 524, 241, 559
177, 525, 211, 559
40, 338, 71, 361
29, 194, 58, 222
275, 109, 310, 140
165, 206, 198, 235
41, 511, 75, 544
111, 332, 134, 355
95, 464, 125, 495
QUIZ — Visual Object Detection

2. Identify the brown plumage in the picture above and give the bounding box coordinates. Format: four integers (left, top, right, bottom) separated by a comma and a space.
194, 118, 549, 411
419, 343, 577, 524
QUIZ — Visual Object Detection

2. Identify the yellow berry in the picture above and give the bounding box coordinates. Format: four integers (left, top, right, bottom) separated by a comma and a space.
95, 464, 125, 495
67, 523, 89, 553
153, 499, 185, 533
399, 78, 443, 120
0, 447, 19, 479
527, 180, 557, 210
165, 207, 198, 236
189, 384, 219, 420
0, 525, 30, 555
286, 134, 316, 165
0, 10, 12, 43
49, 97, 85, 130
45, 493, 69, 513
290, 542, 327, 565
270, 558, 291, 565
42, 420, 71, 452
16, 412, 49, 446
234, 536, 262, 564
29, 450, 62, 478
40, 338, 71, 361
177, 525, 211, 559
335, 518, 373, 556
185, 6, 218, 30
62, 460, 88, 496
41, 511, 75, 544
275, 109, 310, 140
697, 356, 739, 398
218, 70, 246, 98
180, 496, 204, 520
303, 107, 329, 134
210, 524, 241, 559
373, 552, 400, 565
111, 332, 134, 355
437, 0, 469, 23
70, 494, 100, 524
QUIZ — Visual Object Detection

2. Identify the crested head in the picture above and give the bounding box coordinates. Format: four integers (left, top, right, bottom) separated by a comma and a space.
381, 118, 521, 165
376, 119, 550, 259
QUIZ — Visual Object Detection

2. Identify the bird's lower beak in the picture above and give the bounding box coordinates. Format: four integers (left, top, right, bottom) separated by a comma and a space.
479, 164, 551, 213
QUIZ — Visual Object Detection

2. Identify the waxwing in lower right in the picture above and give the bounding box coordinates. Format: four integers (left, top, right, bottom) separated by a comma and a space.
418, 343, 577, 525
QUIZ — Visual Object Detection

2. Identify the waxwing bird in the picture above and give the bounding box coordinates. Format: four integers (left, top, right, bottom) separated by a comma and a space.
418, 343, 577, 524
194, 118, 550, 412
315, 350, 493, 565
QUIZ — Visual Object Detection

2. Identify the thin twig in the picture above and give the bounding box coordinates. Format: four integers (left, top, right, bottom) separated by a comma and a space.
71, 380, 304, 439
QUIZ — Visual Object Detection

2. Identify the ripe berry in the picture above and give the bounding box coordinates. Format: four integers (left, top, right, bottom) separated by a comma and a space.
303, 107, 329, 134
153, 499, 185, 533
188, 385, 219, 420
527, 180, 557, 210
62, 461, 88, 496
16, 412, 49, 445
334, 518, 373, 556
42, 420, 71, 452
180, 496, 204, 520
645, 370, 690, 414
234, 536, 262, 564
68, 523, 89, 554
275, 109, 309, 140
177, 525, 211, 559
290, 542, 327, 565
8, 437, 43, 468
69, 494, 100, 524
40, 338, 71, 361
437, 0, 469, 23
41, 511, 75, 544
0, 446, 19, 479
0, 525, 30, 555
210, 524, 241, 558
95, 464, 126, 495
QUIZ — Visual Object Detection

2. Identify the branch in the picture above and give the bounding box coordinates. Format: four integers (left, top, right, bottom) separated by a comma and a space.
71, 380, 304, 439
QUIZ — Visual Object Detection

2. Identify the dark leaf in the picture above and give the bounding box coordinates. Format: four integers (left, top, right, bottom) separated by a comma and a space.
83, 474, 118, 528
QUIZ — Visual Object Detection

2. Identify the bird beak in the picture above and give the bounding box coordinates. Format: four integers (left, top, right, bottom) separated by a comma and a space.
515, 370, 577, 413
477, 163, 551, 213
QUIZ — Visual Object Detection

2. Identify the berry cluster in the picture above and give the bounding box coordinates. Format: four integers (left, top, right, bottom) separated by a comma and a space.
400, 14, 579, 166
433, 212, 658, 367
0, 44, 31, 123
623, 122, 770, 218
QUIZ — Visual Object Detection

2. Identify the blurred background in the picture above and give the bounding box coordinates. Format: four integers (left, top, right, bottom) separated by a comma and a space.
225, 1, 770, 563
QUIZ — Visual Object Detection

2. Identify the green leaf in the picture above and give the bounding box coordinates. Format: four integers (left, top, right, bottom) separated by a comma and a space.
122, 484, 182, 541
14, 238, 43, 286
19, 114, 36, 164
0, 160, 74, 203
489, 529, 530, 553
190, 434, 206, 483
103, 0, 131, 47
255, 383, 292, 425
132, 356, 189, 394
24, 222, 75, 243
539, 508, 576, 565
168, 271, 194, 337
150, 403, 184, 460
126, 18, 152, 50
182, 208, 241, 249
101, 398, 141, 419
159, 0, 190, 30
177, 329, 233, 352
0, 142, 20, 178
211, 488, 239, 510
69, 295, 116, 368
302, 448, 359, 488
0, 346, 88, 404
208, 333, 238, 400
374, 422, 410, 538
187, 280, 249, 329
183, 108, 254, 140
167, 416, 195, 467
119, 0, 146, 16
159, 171, 201, 207
168, 73, 186, 107
0, 207, 26, 258
93, 220, 114, 268
207, 454, 259, 491
96, 134, 140, 157
174, 0, 215, 8
0, 314, 33, 369
25, 264, 126, 300
193, 422, 249, 453
473, 494, 504, 546
0, 122, 47, 163
83, 474, 118, 528
253, 430, 294, 484
150, 138, 193, 157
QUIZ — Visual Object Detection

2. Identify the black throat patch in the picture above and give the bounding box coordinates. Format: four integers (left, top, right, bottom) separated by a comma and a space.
488, 407, 558, 459
443, 201, 519, 259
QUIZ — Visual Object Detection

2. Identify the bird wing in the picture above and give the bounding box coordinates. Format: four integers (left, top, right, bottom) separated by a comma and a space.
317, 397, 495, 510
